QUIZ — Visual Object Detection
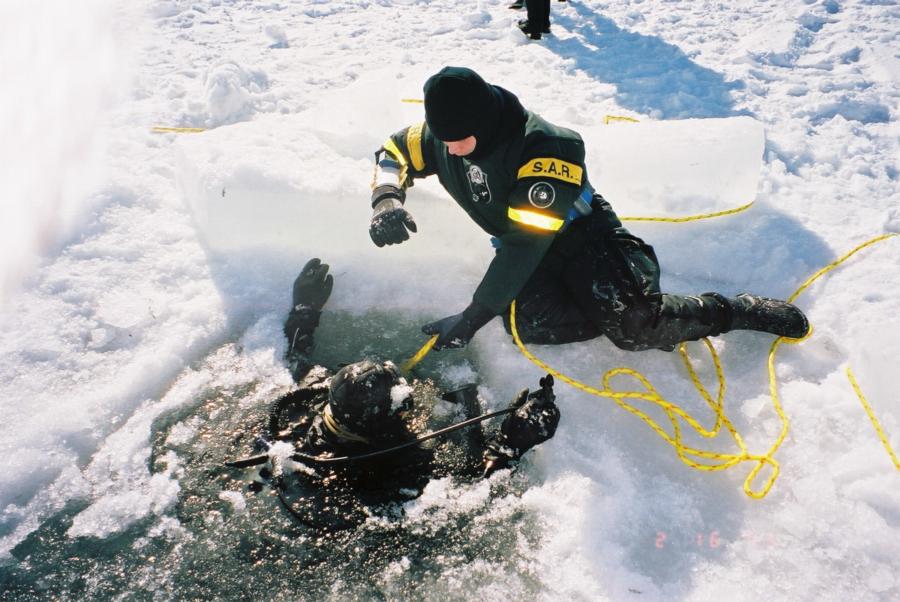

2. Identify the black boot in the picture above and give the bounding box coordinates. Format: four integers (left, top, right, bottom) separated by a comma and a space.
518, 19, 541, 39
722, 293, 809, 339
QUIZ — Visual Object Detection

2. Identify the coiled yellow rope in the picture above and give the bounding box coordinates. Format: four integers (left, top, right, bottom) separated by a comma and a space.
509, 301, 786, 497
510, 232, 896, 497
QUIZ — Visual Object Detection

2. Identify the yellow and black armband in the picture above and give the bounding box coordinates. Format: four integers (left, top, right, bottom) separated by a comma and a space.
507, 156, 588, 232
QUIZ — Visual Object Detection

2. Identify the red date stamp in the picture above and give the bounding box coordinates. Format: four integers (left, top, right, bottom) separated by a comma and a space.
655, 529, 780, 550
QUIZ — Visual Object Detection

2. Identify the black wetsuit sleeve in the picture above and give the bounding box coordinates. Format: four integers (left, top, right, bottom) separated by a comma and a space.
284, 306, 323, 382
472, 230, 556, 315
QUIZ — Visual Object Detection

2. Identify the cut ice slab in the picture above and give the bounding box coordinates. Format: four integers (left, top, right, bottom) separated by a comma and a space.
582, 116, 765, 218
175, 114, 764, 256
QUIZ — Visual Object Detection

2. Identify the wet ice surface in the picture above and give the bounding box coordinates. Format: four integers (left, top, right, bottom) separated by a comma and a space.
2, 0, 900, 599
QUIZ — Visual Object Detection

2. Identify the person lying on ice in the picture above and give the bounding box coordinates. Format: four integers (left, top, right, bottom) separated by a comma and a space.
368, 66, 810, 351
231, 258, 560, 530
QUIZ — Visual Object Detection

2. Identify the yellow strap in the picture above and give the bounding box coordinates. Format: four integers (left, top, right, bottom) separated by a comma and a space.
151, 126, 206, 134
846, 367, 900, 471
517, 158, 583, 186
401, 98, 424, 104
508, 207, 564, 231
406, 123, 426, 172
322, 404, 371, 444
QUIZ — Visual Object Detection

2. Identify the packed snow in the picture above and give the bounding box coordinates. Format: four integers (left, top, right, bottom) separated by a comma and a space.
1, 0, 898, 600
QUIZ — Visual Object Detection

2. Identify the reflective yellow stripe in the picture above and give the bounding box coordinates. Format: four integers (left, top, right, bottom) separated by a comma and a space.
382, 138, 409, 186
406, 123, 426, 172
517, 158, 583, 185
508, 207, 564, 231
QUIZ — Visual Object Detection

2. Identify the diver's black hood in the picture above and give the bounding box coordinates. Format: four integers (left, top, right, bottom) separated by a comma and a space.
423, 66, 527, 161
328, 360, 409, 436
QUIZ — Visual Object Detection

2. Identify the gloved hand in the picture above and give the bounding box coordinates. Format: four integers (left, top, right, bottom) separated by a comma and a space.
292, 258, 333, 311
483, 375, 560, 476
285, 258, 334, 358
369, 186, 417, 247
422, 302, 495, 350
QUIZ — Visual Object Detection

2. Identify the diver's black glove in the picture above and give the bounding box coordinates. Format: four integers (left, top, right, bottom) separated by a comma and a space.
422, 302, 495, 350
291, 258, 333, 311
483, 375, 560, 476
369, 186, 417, 247
285, 258, 334, 358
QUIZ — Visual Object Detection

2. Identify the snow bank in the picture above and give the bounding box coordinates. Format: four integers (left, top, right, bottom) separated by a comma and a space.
0, 0, 129, 304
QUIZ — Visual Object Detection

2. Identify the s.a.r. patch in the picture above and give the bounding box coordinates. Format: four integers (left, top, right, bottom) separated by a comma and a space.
528, 182, 556, 208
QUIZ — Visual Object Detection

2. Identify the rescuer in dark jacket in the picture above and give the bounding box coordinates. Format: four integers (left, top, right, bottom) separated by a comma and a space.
238, 258, 560, 530
367, 66, 809, 353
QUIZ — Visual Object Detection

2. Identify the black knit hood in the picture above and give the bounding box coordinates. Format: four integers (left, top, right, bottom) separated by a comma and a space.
424, 66, 527, 160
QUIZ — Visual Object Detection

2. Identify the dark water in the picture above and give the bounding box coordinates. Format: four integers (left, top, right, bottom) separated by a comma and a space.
1, 312, 547, 600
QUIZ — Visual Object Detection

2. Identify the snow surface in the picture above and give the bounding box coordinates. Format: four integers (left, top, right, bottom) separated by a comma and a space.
1, 0, 899, 600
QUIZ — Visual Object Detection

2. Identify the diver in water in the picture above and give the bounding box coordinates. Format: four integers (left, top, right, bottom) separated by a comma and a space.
230, 258, 560, 530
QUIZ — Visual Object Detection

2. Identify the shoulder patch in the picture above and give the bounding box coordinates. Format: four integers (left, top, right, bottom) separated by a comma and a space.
528, 182, 556, 208
517, 158, 583, 185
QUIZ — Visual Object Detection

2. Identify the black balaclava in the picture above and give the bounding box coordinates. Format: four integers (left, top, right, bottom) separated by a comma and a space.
424, 66, 527, 161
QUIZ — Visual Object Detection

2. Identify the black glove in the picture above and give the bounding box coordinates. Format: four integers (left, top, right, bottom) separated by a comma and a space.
369, 186, 417, 247
421, 302, 495, 350
483, 375, 560, 476
285, 258, 334, 359
291, 258, 333, 311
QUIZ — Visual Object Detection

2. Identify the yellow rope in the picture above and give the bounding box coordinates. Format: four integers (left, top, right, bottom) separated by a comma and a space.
601, 113, 755, 224
603, 115, 640, 124
151, 126, 207, 134
401, 335, 438, 374
509, 301, 782, 497
510, 233, 896, 497
622, 201, 755, 223
846, 367, 900, 471
759, 234, 898, 476
784, 233, 896, 305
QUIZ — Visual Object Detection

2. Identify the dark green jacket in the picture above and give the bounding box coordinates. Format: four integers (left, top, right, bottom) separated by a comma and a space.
381, 112, 589, 315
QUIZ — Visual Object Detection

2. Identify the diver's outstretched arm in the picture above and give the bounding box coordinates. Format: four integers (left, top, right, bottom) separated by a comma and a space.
482, 375, 560, 477
284, 258, 334, 381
